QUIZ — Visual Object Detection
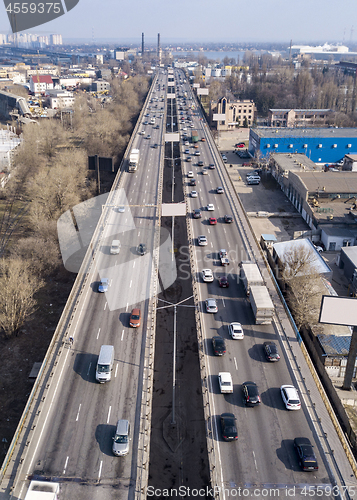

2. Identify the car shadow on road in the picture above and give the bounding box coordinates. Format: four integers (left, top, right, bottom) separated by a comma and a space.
260, 387, 285, 410
95, 423, 116, 456
276, 439, 297, 471
247, 343, 265, 361
73, 352, 98, 383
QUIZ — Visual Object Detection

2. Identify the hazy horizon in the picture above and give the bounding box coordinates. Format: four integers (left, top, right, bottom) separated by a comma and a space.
1, 0, 357, 46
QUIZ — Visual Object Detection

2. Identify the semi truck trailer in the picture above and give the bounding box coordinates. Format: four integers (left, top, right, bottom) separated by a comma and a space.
128, 148, 140, 172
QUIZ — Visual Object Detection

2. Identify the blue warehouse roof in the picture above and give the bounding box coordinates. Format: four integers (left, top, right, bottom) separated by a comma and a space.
252, 127, 357, 139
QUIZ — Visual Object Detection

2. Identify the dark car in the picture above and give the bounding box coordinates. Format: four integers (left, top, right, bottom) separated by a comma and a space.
263, 341, 280, 362
137, 243, 147, 256
220, 413, 238, 441
193, 209, 201, 219
242, 381, 261, 406
224, 215, 233, 223
208, 163, 215, 169
212, 336, 226, 356
219, 276, 229, 288
197, 160, 204, 166
152, 143, 158, 148
294, 437, 318, 471
189, 178, 196, 186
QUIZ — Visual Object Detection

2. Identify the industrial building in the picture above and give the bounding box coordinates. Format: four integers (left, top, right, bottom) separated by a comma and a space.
249, 127, 357, 163
209, 97, 256, 130
268, 109, 333, 128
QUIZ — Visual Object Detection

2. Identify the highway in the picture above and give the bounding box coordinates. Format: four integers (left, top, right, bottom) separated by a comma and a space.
6, 72, 168, 500
175, 71, 337, 498
1, 67, 352, 500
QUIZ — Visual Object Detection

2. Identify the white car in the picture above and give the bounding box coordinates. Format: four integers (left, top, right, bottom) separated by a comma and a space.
185, 141, 190, 146
219, 249, 227, 259
228, 322, 244, 340
182, 127, 187, 131
117, 205, 125, 213
206, 204, 214, 211
191, 190, 198, 198
187, 171, 194, 178
218, 372, 233, 393
202, 169, 208, 175
201, 269, 214, 282
280, 385, 301, 410
197, 235, 208, 246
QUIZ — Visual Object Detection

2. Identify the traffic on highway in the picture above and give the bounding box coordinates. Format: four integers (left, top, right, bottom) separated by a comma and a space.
2, 68, 353, 500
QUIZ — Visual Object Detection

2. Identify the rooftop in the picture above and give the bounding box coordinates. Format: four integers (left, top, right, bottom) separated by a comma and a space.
271, 153, 318, 173
252, 127, 357, 139
292, 171, 357, 194
317, 334, 351, 355
273, 238, 332, 276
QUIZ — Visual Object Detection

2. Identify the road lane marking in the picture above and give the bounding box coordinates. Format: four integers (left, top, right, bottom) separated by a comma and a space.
234, 357, 238, 371
115, 363, 119, 377
222, 298, 225, 307
121, 330, 125, 341
133, 260, 136, 268
87, 362, 92, 376
97, 328, 101, 339
107, 406, 111, 424
104, 302, 107, 311
252, 450, 258, 472
129, 280, 132, 288
63, 456, 69, 474
126, 303, 129, 311
98, 460, 103, 479
76, 404, 81, 422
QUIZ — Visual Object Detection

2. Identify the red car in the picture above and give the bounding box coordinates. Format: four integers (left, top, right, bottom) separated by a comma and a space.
242, 162, 252, 166
219, 276, 229, 288
209, 217, 217, 225
235, 142, 245, 148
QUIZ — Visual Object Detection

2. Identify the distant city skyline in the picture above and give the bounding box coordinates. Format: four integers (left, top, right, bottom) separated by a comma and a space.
0, 0, 356, 46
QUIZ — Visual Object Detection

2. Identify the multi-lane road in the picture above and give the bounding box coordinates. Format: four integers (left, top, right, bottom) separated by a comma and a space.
4, 72, 168, 500
176, 71, 338, 498
1, 68, 355, 500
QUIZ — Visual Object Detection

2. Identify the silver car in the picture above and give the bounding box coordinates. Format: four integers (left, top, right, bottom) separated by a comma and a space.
205, 298, 218, 313
112, 419, 130, 456
198, 235, 208, 246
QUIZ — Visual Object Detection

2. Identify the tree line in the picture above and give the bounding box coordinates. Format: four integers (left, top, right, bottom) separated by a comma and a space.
197, 53, 357, 126
0, 74, 150, 337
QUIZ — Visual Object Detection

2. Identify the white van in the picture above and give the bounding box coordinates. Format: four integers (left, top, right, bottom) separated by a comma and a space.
96, 345, 114, 383
110, 240, 121, 255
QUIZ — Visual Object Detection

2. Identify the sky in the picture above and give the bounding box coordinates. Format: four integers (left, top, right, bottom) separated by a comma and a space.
1, 0, 357, 45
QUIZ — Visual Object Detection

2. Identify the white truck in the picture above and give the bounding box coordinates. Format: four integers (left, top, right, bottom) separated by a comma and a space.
239, 261, 264, 296
218, 372, 233, 393
249, 285, 274, 325
128, 148, 140, 172
25, 481, 60, 500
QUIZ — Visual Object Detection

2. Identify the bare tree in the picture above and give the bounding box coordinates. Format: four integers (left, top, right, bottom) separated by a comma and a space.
280, 244, 322, 329
0, 258, 44, 337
